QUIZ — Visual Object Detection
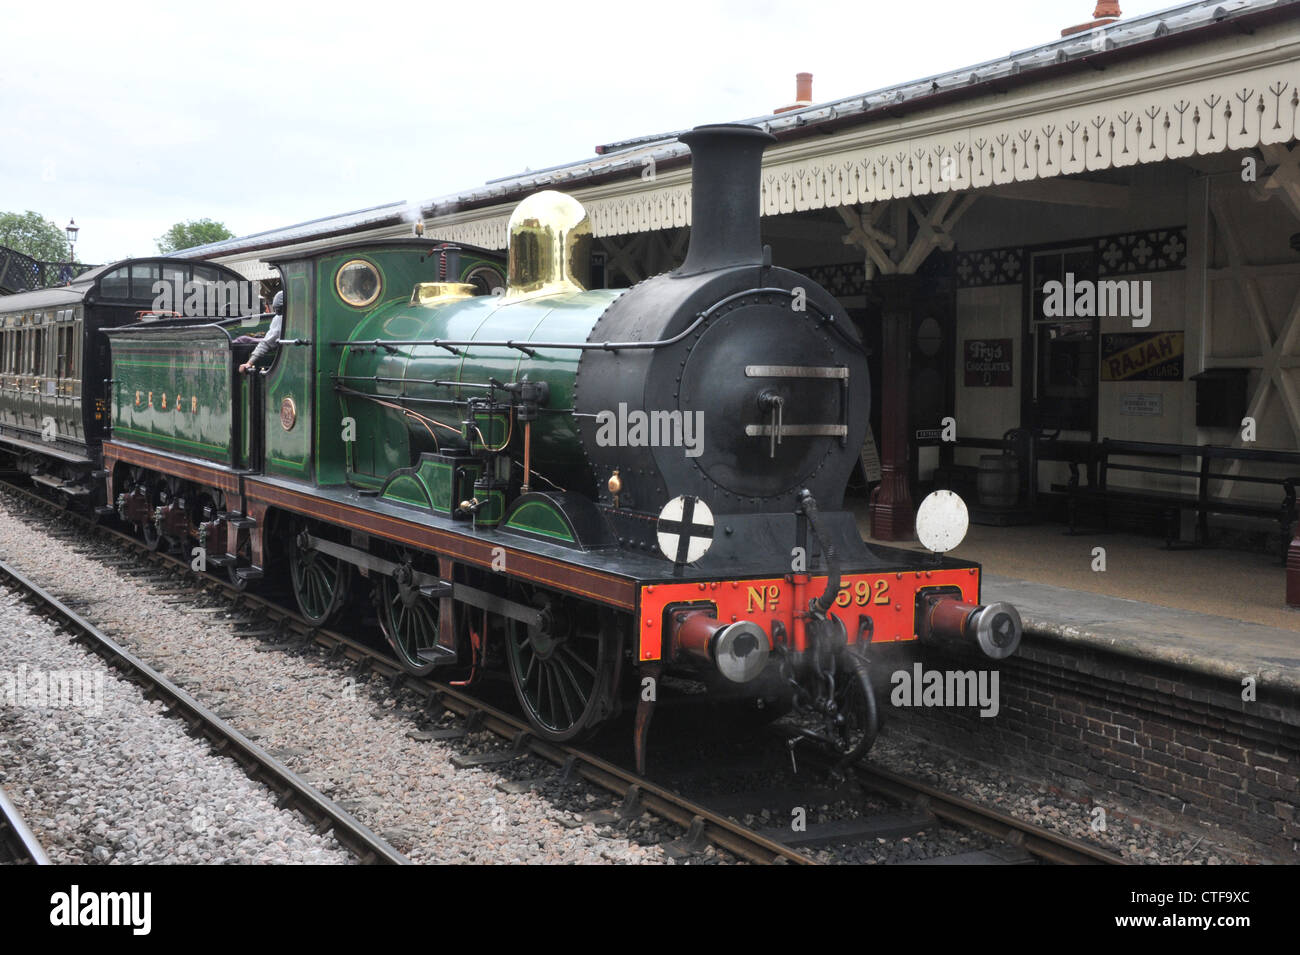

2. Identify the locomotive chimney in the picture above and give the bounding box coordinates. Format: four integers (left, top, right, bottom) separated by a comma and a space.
675, 123, 777, 277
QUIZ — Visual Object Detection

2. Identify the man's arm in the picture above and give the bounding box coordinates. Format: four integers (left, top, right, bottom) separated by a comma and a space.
246, 313, 283, 367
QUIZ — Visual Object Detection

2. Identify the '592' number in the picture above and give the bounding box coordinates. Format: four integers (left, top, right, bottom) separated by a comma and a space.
835, 578, 890, 607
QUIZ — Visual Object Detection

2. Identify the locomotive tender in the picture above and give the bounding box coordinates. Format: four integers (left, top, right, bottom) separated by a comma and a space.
87, 125, 1022, 770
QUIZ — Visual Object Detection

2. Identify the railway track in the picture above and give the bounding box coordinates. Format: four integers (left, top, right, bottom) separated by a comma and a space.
0, 783, 50, 865
0, 554, 408, 866
2, 481, 1126, 865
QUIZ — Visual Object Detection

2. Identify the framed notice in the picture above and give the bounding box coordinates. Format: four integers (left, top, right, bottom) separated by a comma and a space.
1120, 393, 1163, 416
963, 339, 1013, 387
1100, 331, 1184, 381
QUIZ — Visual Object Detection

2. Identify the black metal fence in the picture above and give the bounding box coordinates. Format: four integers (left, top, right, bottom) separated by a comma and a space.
0, 245, 95, 294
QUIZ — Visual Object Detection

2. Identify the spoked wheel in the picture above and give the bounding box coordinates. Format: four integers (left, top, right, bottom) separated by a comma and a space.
504, 584, 622, 743
375, 561, 442, 676
824, 647, 879, 765
288, 527, 351, 626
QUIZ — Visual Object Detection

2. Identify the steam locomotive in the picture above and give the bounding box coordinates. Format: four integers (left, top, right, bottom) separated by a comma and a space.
23, 124, 1025, 771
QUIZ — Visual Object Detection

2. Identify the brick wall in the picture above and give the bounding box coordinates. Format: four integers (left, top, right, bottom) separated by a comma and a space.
887, 637, 1300, 858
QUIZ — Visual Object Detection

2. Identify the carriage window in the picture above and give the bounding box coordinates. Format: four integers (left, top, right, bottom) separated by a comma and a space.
56, 326, 70, 378
336, 259, 381, 308
131, 263, 161, 299
101, 267, 130, 298
162, 264, 187, 288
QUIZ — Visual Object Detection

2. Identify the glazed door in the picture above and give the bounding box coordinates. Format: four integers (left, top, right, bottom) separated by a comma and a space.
1026, 247, 1098, 438
263, 264, 313, 480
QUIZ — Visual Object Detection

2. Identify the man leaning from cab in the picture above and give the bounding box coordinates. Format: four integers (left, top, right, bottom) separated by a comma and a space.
238, 290, 284, 373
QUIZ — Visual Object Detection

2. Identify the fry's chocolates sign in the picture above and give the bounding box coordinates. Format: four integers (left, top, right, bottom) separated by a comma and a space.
963, 339, 1013, 387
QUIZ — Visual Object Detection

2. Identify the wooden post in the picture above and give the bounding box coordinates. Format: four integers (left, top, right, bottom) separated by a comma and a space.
869, 275, 915, 541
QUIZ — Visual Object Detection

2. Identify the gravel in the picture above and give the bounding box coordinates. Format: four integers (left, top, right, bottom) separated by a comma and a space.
0, 497, 670, 864
0, 585, 352, 864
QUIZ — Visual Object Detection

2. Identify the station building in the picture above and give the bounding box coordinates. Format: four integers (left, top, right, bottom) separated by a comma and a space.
183, 0, 1300, 602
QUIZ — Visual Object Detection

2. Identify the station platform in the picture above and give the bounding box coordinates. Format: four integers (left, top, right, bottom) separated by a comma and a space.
858, 516, 1300, 695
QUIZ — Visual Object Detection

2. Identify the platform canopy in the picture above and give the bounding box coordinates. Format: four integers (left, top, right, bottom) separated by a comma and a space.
420, 0, 1300, 250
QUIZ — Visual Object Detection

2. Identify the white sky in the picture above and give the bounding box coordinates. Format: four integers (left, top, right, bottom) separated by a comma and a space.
2, 0, 1185, 263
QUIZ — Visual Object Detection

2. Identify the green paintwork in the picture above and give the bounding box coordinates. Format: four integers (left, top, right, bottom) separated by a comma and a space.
105, 327, 241, 464
418, 453, 482, 514
310, 247, 503, 487
503, 498, 577, 543
337, 288, 621, 495
471, 484, 507, 526
380, 472, 432, 509
264, 266, 313, 478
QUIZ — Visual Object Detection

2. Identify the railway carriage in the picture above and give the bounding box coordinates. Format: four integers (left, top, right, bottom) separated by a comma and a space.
0, 258, 249, 502
94, 125, 1023, 771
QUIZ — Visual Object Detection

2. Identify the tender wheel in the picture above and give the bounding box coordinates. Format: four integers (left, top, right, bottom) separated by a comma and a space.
826, 647, 878, 764
289, 528, 350, 626
504, 584, 622, 743
375, 562, 441, 676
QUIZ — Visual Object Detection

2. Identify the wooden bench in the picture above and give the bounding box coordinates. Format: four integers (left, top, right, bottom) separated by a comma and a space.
1055, 439, 1300, 562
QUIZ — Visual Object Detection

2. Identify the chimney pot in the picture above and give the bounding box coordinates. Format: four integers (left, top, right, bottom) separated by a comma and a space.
1093, 1, 1120, 17
796, 72, 813, 103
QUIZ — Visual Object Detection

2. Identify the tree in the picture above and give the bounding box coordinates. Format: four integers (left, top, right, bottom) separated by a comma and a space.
0, 211, 70, 262
156, 219, 235, 254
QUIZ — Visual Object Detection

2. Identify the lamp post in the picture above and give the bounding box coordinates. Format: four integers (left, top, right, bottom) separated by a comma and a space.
65, 219, 79, 264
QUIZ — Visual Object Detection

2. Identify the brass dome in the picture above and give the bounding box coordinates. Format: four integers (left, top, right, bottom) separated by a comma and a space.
505, 190, 591, 299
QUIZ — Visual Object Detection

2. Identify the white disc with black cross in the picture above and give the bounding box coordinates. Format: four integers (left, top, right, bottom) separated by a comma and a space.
656, 495, 715, 565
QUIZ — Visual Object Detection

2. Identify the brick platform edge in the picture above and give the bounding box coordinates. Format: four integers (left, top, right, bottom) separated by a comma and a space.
885, 628, 1300, 860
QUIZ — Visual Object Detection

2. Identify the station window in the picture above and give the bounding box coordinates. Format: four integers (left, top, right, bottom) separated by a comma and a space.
336, 259, 382, 308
